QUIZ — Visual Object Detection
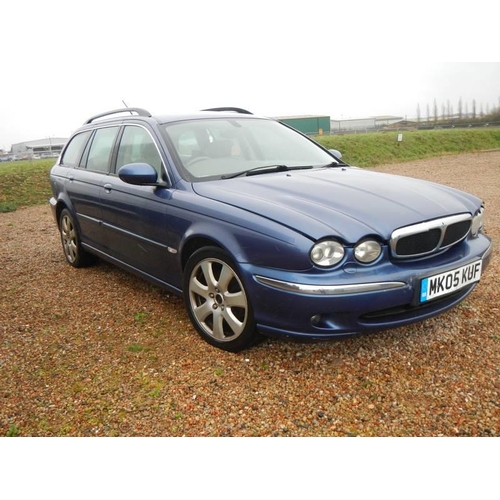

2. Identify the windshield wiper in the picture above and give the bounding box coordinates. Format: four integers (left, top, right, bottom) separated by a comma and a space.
221, 164, 313, 179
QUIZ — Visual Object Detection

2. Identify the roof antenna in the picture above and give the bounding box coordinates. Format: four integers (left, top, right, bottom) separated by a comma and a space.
122, 100, 133, 115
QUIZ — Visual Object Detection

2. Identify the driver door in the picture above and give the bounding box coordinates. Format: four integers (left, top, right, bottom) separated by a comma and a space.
98, 125, 175, 284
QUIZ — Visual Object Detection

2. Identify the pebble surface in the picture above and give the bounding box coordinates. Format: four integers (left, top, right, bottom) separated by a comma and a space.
1, 151, 498, 436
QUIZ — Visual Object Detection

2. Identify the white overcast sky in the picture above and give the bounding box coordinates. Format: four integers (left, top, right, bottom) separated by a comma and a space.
1, 0, 499, 150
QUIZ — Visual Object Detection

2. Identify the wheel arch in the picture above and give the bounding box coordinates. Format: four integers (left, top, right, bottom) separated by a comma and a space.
178, 218, 261, 274
180, 236, 224, 271
55, 200, 69, 227
53, 195, 76, 229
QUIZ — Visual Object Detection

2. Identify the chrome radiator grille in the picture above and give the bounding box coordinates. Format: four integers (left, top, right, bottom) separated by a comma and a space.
390, 214, 472, 258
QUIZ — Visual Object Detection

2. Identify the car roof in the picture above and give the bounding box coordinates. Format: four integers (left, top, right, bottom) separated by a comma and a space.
82, 107, 270, 127
157, 112, 271, 125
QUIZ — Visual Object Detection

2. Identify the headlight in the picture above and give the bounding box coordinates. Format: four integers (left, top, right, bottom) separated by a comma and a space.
471, 206, 485, 237
354, 239, 382, 263
310, 240, 345, 267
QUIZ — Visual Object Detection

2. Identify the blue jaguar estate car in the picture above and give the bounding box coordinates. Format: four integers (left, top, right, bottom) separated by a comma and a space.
49, 107, 492, 351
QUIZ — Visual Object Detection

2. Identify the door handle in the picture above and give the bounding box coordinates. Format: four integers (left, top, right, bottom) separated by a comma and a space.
103, 183, 113, 193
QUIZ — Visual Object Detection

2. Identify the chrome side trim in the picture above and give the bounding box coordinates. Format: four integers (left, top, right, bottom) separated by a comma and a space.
390, 213, 471, 258
255, 276, 407, 295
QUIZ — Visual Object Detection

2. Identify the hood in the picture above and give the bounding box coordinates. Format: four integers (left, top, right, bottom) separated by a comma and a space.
192, 167, 480, 242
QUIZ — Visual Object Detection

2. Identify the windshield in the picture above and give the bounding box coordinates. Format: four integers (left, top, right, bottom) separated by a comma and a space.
162, 118, 335, 181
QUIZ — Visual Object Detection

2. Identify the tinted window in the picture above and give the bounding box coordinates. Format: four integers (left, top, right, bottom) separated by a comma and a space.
60, 131, 91, 167
116, 126, 163, 176
86, 127, 119, 173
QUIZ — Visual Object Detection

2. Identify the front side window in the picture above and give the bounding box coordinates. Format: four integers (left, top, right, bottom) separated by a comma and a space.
60, 131, 91, 167
86, 127, 119, 173
116, 126, 163, 176
163, 118, 333, 181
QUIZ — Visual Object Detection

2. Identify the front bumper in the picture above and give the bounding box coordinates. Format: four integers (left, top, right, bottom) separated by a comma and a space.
241, 234, 493, 340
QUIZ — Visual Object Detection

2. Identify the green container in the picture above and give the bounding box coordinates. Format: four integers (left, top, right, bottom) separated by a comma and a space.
279, 116, 331, 135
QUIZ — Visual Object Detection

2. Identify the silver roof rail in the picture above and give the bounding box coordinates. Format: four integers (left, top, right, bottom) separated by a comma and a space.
83, 108, 152, 125
201, 107, 253, 115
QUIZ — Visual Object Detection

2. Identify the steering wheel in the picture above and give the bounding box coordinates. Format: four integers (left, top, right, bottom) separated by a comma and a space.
186, 156, 210, 167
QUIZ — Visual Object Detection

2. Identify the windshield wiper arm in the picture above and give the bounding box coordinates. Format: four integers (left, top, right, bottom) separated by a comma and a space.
222, 164, 313, 179
321, 160, 349, 167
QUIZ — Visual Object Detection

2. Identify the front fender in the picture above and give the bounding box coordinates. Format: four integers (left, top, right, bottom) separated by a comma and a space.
168, 201, 314, 271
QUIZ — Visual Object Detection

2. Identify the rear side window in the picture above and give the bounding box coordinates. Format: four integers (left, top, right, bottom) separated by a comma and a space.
60, 131, 91, 167
86, 127, 119, 173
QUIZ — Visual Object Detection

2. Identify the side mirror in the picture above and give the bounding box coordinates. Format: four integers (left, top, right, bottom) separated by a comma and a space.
118, 163, 158, 185
329, 149, 342, 160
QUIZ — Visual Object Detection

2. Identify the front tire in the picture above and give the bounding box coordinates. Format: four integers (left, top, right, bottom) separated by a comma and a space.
59, 208, 93, 268
184, 247, 260, 352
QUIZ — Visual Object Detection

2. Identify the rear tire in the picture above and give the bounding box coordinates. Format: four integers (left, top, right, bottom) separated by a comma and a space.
59, 208, 93, 268
184, 247, 261, 352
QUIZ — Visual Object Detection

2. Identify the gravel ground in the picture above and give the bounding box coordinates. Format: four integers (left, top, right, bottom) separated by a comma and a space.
1, 151, 499, 437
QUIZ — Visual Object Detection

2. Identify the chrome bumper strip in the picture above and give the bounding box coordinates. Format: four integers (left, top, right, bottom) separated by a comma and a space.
255, 276, 407, 296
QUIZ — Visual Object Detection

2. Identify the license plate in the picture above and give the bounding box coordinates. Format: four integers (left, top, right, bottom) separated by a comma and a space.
420, 260, 482, 303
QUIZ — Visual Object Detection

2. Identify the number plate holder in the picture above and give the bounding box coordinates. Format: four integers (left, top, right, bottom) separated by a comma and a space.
420, 260, 482, 303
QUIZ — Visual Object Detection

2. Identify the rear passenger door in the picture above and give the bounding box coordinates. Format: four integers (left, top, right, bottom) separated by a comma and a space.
98, 124, 175, 284
63, 126, 119, 251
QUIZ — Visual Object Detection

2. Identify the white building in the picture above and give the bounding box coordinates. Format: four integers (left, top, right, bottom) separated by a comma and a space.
330, 115, 403, 133
11, 138, 68, 157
